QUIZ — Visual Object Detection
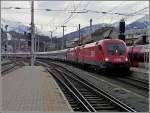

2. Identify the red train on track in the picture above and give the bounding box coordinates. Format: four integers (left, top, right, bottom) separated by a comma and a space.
128, 44, 149, 69
37, 39, 130, 71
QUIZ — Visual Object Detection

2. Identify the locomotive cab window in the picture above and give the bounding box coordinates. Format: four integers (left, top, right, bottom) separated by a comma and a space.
108, 43, 125, 55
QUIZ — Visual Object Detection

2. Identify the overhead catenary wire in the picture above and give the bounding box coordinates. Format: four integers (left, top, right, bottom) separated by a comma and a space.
61, 1, 91, 34
1, 7, 87, 12
47, 2, 75, 35
50, 1, 82, 35
62, 1, 82, 25
2, 2, 148, 38
48, 2, 71, 33
60, 1, 89, 30
122, 6, 149, 21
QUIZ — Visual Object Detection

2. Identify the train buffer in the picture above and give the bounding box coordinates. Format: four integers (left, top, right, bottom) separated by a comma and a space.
2, 66, 73, 111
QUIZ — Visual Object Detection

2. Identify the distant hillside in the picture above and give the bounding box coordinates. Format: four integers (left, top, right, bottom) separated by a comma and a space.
126, 15, 149, 30
1, 18, 48, 36
64, 23, 112, 42
63, 15, 149, 42
1, 18, 29, 33
1, 15, 149, 42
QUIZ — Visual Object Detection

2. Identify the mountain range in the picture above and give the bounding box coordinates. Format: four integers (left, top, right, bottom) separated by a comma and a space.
1, 15, 149, 42
1, 18, 47, 36
64, 15, 149, 42
126, 15, 149, 30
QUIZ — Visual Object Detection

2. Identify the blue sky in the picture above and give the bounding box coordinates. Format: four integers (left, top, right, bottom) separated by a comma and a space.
1, 1, 149, 36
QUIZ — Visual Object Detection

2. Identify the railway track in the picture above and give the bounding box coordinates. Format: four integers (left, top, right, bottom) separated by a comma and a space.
79, 64, 149, 91
95, 71, 149, 97
2, 61, 13, 67
46, 59, 149, 97
114, 76, 149, 91
2, 61, 25, 75
36, 60, 136, 112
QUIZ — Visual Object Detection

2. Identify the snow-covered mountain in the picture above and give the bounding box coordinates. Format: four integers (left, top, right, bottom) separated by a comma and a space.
1, 18, 47, 36
126, 15, 149, 30
64, 23, 112, 42
1, 15, 149, 40
64, 15, 149, 42
1, 18, 29, 33
111, 15, 149, 29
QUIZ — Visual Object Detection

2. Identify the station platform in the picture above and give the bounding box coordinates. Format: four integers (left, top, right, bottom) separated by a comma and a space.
2, 66, 72, 111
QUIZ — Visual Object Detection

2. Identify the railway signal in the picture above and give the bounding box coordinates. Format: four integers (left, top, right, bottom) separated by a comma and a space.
28, 33, 31, 47
4, 44, 8, 59
119, 19, 125, 33
119, 19, 125, 41
142, 35, 147, 44
4, 44, 7, 52
5, 25, 8, 31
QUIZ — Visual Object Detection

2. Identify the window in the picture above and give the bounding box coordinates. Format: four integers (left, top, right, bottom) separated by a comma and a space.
108, 43, 125, 55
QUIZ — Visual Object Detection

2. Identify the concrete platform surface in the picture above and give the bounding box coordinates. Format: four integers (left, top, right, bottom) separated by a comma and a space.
2, 66, 72, 111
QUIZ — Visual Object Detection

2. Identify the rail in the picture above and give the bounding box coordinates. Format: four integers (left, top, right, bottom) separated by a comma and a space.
36, 60, 136, 112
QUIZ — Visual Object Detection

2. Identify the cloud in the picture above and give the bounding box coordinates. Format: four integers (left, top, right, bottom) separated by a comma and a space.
1, 1, 149, 36
2, 1, 31, 8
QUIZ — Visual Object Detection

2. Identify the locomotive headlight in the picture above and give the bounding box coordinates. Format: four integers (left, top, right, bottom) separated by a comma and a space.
105, 58, 109, 62
125, 57, 128, 61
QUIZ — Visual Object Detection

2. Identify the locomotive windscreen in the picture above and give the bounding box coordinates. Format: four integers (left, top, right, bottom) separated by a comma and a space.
107, 43, 125, 55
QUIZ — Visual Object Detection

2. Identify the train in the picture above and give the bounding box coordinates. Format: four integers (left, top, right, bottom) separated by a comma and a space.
3, 38, 148, 70
128, 44, 149, 69
36, 39, 130, 71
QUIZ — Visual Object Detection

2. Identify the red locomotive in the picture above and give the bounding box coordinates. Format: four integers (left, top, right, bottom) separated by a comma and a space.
67, 39, 130, 71
37, 39, 130, 71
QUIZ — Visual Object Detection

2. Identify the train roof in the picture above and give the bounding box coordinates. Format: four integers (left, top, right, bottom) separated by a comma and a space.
82, 39, 125, 48
1, 52, 30, 55
83, 42, 98, 48
68, 47, 74, 51
100, 39, 125, 43
36, 49, 68, 54
36, 39, 126, 54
